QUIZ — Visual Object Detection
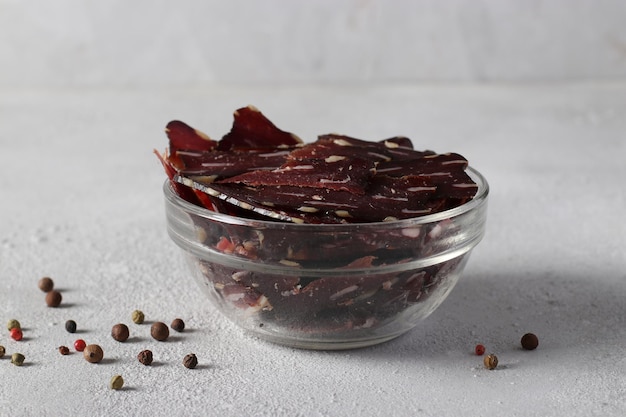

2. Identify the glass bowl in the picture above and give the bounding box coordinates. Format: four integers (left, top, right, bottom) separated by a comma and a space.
163, 166, 488, 350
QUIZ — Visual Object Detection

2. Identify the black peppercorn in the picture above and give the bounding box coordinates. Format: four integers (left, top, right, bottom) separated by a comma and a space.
521, 333, 539, 350
65, 320, 77, 333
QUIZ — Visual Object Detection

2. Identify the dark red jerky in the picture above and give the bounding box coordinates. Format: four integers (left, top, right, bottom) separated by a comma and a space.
184, 176, 439, 223
174, 148, 292, 178
219, 157, 375, 195
166, 120, 218, 154
219, 106, 303, 151
313, 134, 430, 163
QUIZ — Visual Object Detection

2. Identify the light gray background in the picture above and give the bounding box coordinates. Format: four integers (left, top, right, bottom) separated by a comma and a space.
2, 0, 626, 87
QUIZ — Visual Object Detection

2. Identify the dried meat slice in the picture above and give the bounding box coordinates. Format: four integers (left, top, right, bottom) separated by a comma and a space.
317, 134, 434, 162
173, 148, 292, 179
219, 106, 303, 151
166, 120, 218, 154
219, 156, 375, 195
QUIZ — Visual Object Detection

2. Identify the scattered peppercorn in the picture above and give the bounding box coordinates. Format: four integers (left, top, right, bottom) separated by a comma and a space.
65, 320, 77, 333
484, 354, 498, 370
38, 276, 54, 292
83, 344, 104, 363
137, 350, 153, 366
110, 375, 124, 390
131, 310, 145, 324
111, 323, 130, 342
475, 344, 486, 356
74, 339, 87, 352
45, 290, 63, 307
11, 352, 25, 366
171, 318, 185, 333
521, 333, 539, 350
183, 353, 198, 369
59, 346, 70, 355
150, 322, 169, 341
10, 328, 23, 341
0, 345, 5, 358
7, 319, 21, 331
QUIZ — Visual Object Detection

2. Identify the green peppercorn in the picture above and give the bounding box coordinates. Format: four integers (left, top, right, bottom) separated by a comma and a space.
110, 375, 124, 390
11, 353, 25, 366
7, 319, 21, 331
0, 345, 5, 358
131, 310, 145, 325
484, 353, 498, 370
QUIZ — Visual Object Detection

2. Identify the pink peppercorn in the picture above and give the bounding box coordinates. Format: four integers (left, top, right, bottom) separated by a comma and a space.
74, 339, 87, 352
10, 328, 23, 341
475, 344, 486, 356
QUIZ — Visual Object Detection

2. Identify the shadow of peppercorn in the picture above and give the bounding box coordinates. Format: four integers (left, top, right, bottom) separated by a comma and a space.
360, 267, 626, 358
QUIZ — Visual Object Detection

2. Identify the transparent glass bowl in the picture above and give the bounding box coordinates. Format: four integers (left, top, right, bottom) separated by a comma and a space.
164, 167, 488, 350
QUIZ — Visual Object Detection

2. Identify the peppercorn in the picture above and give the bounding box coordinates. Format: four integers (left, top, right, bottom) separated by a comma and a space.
59, 346, 70, 355
10, 328, 23, 341
171, 318, 185, 333
0, 345, 5, 358
74, 339, 87, 352
521, 333, 539, 350
110, 375, 124, 390
11, 353, 25, 366
475, 344, 486, 356
7, 319, 21, 331
38, 276, 54, 292
83, 344, 104, 363
65, 320, 77, 333
45, 290, 62, 307
183, 353, 198, 369
131, 310, 145, 324
111, 323, 130, 342
137, 350, 153, 366
150, 322, 169, 341
484, 353, 498, 370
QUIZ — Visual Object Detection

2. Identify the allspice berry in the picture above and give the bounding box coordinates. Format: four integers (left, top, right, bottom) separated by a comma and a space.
110, 375, 124, 390
137, 350, 153, 366
38, 276, 54, 292
150, 322, 169, 341
131, 310, 145, 324
171, 318, 185, 333
521, 333, 539, 350
183, 353, 198, 369
0, 345, 5, 358
45, 290, 63, 307
484, 353, 498, 370
111, 323, 130, 342
83, 344, 104, 363
59, 346, 70, 355
11, 352, 25, 366
7, 319, 21, 331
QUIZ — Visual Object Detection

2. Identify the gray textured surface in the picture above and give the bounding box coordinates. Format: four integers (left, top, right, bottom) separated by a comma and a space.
1, 83, 625, 416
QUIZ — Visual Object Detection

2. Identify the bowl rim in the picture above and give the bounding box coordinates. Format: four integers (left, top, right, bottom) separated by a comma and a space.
163, 166, 489, 229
